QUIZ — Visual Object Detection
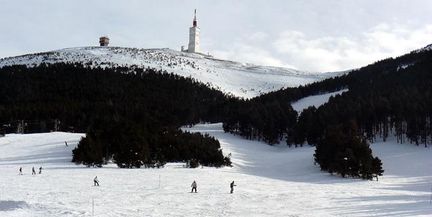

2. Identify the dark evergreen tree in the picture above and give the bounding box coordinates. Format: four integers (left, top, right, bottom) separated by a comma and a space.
314, 122, 384, 180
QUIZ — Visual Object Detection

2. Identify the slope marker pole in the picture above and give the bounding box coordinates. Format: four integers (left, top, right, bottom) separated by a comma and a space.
430, 185, 432, 205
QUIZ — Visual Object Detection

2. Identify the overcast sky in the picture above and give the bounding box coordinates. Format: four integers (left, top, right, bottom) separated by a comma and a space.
1, 0, 432, 72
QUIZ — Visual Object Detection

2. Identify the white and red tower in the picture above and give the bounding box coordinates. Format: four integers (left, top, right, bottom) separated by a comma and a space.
187, 9, 200, 53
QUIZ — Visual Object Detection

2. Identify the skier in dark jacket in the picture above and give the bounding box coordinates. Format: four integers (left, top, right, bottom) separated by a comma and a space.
39, 167, 42, 174
19, 167, 23, 175
191, 180, 197, 193
94, 176, 99, 186
32, 167, 36, 175
230, 181, 236, 194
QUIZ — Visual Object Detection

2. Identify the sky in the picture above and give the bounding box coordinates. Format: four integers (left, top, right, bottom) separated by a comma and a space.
1, 0, 432, 72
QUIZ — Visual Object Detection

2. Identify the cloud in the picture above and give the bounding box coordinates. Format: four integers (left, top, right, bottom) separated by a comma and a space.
213, 46, 290, 69
211, 24, 432, 72
272, 24, 432, 71
211, 32, 297, 69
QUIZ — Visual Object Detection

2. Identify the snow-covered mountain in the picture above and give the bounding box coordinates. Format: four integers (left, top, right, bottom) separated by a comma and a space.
0, 47, 340, 98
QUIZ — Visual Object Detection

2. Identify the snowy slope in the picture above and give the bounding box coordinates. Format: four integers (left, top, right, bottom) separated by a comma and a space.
414, 44, 432, 53
0, 47, 339, 98
291, 89, 348, 112
0, 127, 431, 217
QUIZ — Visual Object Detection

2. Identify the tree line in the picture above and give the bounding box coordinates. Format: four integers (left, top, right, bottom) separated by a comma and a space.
289, 48, 432, 148
0, 63, 232, 168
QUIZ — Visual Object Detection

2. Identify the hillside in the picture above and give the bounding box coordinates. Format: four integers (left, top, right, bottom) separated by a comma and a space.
220, 44, 432, 178
0, 64, 239, 167
0, 47, 339, 98
277, 44, 432, 146
1, 44, 431, 179
0, 124, 431, 216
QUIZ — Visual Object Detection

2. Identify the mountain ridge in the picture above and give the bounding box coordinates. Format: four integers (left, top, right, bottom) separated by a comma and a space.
0, 46, 340, 98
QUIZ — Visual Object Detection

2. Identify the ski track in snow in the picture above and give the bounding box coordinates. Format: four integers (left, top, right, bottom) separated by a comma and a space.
0, 127, 431, 217
0, 47, 340, 99
291, 89, 348, 112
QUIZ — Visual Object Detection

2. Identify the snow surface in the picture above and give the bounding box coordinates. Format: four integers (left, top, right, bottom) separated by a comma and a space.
291, 89, 348, 112
0, 127, 431, 217
0, 47, 340, 99
397, 63, 414, 71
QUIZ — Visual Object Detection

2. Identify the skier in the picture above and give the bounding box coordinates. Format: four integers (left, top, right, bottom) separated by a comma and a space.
94, 176, 99, 186
32, 167, 36, 175
39, 166, 42, 174
64, 141, 68, 147
230, 181, 236, 194
19, 167, 23, 175
191, 180, 197, 193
